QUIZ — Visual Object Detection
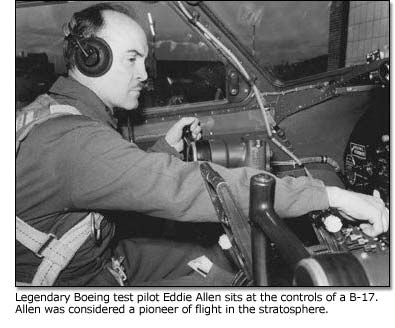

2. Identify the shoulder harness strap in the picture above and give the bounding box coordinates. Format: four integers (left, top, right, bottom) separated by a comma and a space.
16, 94, 81, 155
16, 213, 103, 286
16, 94, 103, 286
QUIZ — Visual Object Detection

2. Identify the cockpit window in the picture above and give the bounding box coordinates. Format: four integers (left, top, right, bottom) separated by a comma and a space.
207, 1, 331, 81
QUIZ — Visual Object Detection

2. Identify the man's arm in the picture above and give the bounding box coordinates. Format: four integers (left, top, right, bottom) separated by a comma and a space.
147, 136, 182, 159
65, 121, 329, 222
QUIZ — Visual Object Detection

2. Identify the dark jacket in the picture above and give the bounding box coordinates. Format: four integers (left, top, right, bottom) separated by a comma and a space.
16, 76, 329, 285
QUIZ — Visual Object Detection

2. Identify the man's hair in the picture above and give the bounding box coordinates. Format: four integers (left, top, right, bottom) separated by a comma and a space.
63, 2, 134, 70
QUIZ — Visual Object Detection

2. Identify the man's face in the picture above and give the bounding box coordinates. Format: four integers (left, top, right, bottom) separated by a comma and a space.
92, 11, 148, 110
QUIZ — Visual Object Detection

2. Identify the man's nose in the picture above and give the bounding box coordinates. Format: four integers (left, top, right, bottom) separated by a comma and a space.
136, 62, 148, 82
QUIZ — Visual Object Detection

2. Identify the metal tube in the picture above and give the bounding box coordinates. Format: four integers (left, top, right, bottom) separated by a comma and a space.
249, 174, 310, 270
251, 224, 268, 286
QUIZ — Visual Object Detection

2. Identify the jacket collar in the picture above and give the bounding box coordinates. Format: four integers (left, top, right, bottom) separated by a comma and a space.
49, 76, 117, 129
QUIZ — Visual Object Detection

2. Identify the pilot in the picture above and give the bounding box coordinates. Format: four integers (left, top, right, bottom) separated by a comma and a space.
16, 3, 388, 286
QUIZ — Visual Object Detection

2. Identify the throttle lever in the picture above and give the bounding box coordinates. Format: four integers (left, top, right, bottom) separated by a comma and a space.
182, 124, 194, 145
182, 124, 195, 161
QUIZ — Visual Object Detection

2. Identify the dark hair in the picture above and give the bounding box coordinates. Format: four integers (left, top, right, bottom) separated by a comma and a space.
63, 2, 134, 70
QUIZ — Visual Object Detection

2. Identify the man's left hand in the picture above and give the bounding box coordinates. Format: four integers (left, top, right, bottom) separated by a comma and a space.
165, 117, 202, 152
326, 186, 389, 237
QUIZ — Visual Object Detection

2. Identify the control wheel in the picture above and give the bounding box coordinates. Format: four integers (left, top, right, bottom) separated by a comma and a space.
293, 252, 370, 286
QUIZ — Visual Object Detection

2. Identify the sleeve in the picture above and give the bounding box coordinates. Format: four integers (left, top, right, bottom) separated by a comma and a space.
65, 122, 329, 222
147, 136, 183, 159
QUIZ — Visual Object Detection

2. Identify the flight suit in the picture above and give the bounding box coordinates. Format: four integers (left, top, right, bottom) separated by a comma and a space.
16, 76, 330, 286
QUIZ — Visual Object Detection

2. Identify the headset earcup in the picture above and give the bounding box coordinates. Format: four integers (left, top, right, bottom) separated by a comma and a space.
74, 37, 113, 77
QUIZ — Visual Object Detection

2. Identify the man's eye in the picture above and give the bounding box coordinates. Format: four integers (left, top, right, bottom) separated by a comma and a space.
128, 58, 136, 62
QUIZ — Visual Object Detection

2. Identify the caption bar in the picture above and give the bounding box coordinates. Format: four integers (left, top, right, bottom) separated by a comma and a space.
14, 291, 378, 316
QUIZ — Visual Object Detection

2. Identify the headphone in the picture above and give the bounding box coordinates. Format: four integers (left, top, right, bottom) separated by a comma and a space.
63, 22, 113, 77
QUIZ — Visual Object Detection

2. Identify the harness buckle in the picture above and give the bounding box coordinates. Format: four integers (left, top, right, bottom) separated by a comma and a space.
91, 213, 102, 245
35, 233, 57, 258
107, 256, 127, 286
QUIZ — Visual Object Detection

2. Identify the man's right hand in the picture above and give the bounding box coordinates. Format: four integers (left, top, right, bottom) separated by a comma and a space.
326, 186, 389, 237
165, 117, 202, 152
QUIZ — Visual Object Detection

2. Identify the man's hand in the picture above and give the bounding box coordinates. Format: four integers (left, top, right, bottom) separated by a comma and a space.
326, 186, 389, 237
165, 117, 202, 152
